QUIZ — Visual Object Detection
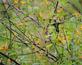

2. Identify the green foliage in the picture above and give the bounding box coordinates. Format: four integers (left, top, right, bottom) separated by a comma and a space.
0, 0, 82, 65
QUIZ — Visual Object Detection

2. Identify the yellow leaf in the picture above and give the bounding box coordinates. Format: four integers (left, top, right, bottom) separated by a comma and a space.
14, 0, 19, 4
57, 8, 63, 13
76, 40, 80, 45
57, 33, 70, 44
76, 30, 81, 35
20, 1, 26, 5
46, 44, 53, 49
73, 12, 81, 17
17, 22, 23, 27
80, 25, 82, 30
44, 0, 49, 5
0, 44, 8, 51
38, 12, 43, 18
35, 39, 42, 45
32, 45, 35, 50
36, 51, 43, 59
13, 32, 17, 36
79, 56, 82, 59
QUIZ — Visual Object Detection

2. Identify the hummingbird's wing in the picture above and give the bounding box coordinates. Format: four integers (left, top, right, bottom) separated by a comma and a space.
53, 22, 60, 33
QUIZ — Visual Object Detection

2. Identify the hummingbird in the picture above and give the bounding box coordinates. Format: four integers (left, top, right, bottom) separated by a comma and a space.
53, 19, 60, 33
52, 18, 64, 33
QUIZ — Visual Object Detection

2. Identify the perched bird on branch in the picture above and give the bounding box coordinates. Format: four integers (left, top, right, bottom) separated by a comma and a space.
52, 19, 60, 33
51, 17, 64, 33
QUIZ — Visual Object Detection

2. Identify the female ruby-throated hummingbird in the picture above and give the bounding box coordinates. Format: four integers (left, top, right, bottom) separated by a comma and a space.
52, 18, 64, 33
52, 19, 60, 33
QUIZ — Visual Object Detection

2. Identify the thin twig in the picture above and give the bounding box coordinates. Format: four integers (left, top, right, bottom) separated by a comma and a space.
0, 52, 20, 65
